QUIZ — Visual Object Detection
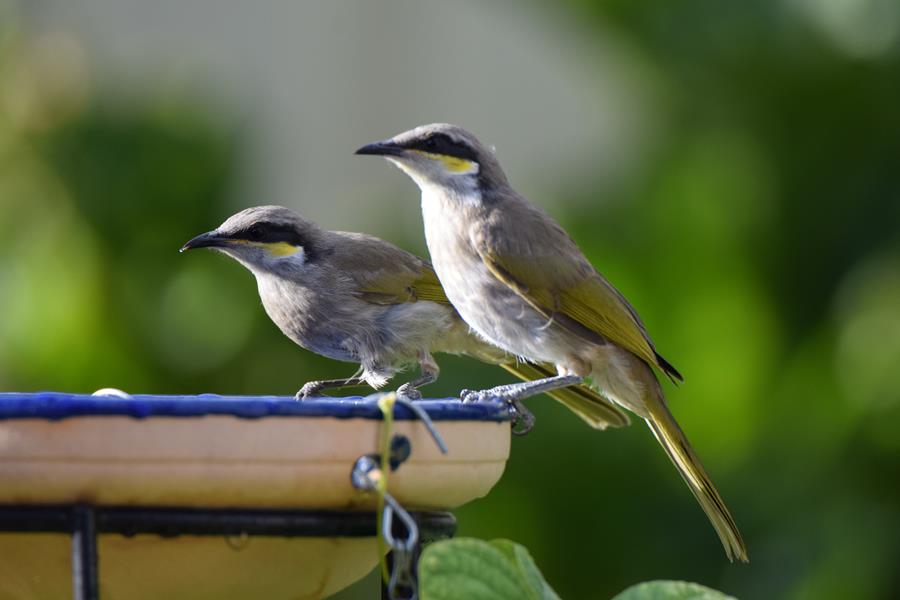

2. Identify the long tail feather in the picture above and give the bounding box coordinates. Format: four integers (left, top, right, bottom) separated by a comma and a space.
643, 391, 749, 562
499, 363, 630, 429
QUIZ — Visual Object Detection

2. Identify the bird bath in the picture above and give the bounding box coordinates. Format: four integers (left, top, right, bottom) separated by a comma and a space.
0, 392, 512, 598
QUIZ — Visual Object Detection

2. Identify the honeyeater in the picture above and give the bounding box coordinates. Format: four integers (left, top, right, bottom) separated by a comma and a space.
356, 124, 748, 562
181, 205, 629, 432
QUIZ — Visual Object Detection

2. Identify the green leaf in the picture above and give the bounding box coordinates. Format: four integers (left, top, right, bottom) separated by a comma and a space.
613, 580, 737, 600
419, 537, 560, 600
489, 539, 561, 600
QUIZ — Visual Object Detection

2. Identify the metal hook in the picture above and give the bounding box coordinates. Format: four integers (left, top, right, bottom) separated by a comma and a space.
387, 544, 417, 600
382, 494, 419, 600
393, 396, 448, 454
349, 456, 421, 600
382, 494, 418, 552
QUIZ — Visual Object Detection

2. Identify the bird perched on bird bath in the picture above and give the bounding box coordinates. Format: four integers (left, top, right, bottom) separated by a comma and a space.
181, 205, 628, 432
356, 124, 748, 562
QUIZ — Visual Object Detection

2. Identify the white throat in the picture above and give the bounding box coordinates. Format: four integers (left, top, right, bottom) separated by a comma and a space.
419, 183, 483, 215
388, 158, 482, 205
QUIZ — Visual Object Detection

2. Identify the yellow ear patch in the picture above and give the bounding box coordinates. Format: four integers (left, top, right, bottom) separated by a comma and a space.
263, 241, 303, 257
411, 150, 477, 174
232, 239, 301, 257
439, 155, 477, 173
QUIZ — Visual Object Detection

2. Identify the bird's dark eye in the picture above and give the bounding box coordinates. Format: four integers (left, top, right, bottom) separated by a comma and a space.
248, 224, 265, 241
424, 136, 437, 150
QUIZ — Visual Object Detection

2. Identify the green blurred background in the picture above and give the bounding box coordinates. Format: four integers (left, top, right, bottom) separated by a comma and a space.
2, 0, 899, 598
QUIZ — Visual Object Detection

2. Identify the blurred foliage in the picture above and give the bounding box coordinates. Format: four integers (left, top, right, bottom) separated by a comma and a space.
0, 15, 344, 399
614, 581, 735, 600
1, 1, 900, 599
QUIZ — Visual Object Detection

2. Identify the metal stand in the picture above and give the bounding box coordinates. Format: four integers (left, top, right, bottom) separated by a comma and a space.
0, 505, 456, 599
71, 505, 99, 600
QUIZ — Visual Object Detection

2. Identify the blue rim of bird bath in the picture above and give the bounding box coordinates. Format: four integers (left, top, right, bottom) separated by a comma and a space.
0, 392, 512, 423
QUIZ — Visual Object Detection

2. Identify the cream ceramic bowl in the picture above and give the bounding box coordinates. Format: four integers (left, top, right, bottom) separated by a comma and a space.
0, 392, 512, 599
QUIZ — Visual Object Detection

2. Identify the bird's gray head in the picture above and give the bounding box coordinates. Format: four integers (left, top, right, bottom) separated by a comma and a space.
180, 205, 322, 277
355, 123, 507, 193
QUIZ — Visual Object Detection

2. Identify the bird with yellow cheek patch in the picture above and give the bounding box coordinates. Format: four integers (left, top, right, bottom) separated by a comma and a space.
180, 204, 629, 434
357, 122, 749, 563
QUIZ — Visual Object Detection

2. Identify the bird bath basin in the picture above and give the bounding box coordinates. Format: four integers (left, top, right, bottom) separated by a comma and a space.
0, 392, 512, 598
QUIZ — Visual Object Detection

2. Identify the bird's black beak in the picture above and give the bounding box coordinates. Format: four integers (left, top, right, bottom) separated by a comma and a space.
354, 139, 406, 157
180, 230, 230, 253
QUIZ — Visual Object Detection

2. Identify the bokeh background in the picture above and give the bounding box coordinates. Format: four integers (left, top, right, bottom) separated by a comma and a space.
2, 0, 899, 598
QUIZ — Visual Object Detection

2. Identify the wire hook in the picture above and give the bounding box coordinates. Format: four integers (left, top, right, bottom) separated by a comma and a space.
392, 396, 448, 454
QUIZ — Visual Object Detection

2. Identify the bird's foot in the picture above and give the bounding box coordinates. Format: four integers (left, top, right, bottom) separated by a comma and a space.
460, 387, 496, 404
461, 381, 533, 404
459, 386, 536, 435
295, 382, 325, 401
395, 382, 423, 401
509, 399, 535, 436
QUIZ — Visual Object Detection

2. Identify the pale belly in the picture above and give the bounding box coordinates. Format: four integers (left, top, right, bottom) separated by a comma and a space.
422, 203, 583, 367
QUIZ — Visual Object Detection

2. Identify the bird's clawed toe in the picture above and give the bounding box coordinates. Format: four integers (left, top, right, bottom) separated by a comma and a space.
509, 399, 535, 436
396, 383, 423, 401
460, 388, 490, 403
296, 382, 323, 401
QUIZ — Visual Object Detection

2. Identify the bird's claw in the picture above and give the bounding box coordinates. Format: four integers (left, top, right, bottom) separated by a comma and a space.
460, 387, 534, 433
396, 384, 422, 401
295, 382, 324, 401
460, 388, 492, 404
509, 399, 535, 436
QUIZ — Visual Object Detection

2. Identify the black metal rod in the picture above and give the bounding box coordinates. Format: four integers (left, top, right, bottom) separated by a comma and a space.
0, 505, 72, 532
98, 507, 382, 538
0, 504, 457, 600
0, 505, 456, 539
71, 505, 99, 600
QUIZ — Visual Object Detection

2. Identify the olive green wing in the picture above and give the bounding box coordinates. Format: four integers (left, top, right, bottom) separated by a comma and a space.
561, 275, 682, 382
405, 263, 450, 304
476, 222, 681, 382
354, 260, 449, 305
331, 233, 633, 420
331, 232, 449, 305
